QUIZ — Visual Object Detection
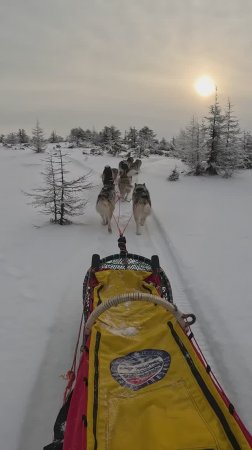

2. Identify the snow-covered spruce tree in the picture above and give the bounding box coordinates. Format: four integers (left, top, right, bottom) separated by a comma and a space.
100, 125, 121, 155
49, 130, 63, 144
218, 99, 243, 177
110, 126, 122, 155
100, 126, 112, 150
25, 153, 60, 222
6, 132, 18, 146
32, 120, 46, 153
174, 129, 187, 160
69, 127, 86, 147
90, 128, 101, 146
186, 117, 206, 175
242, 131, 252, 169
158, 137, 170, 154
138, 126, 156, 156
125, 127, 139, 150
53, 149, 92, 225
175, 118, 206, 175
17, 129, 29, 144
204, 88, 224, 175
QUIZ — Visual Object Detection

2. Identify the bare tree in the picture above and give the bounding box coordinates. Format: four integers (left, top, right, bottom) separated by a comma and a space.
24, 153, 60, 222
25, 150, 92, 224
54, 150, 92, 224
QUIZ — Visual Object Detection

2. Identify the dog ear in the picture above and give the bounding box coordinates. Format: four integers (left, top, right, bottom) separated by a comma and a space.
135, 183, 136, 186
143, 183, 146, 186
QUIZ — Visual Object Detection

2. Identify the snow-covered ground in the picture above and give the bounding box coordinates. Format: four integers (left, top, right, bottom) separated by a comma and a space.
0, 145, 251, 450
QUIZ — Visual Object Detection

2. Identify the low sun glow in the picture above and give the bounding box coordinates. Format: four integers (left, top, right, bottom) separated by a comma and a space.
194, 75, 216, 97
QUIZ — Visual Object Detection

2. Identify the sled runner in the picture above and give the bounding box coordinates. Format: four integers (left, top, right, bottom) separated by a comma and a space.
44, 249, 252, 450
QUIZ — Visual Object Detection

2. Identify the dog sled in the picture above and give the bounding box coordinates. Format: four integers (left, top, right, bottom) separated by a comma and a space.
44, 243, 252, 450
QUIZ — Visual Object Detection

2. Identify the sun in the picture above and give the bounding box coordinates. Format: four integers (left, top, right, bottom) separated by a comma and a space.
194, 75, 216, 97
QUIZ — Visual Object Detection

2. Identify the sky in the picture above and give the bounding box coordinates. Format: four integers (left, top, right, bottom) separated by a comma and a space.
0, 0, 252, 139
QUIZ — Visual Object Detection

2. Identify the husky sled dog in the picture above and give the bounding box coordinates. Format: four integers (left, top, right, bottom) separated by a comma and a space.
126, 156, 134, 169
118, 160, 129, 176
129, 158, 142, 175
132, 183, 151, 235
132, 158, 142, 172
102, 166, 114, 186
118, 172, 132, 201
111, 168, 118, 182
96, 185, 116, 233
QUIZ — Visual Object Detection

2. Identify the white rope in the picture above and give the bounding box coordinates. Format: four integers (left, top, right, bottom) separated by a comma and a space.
84, 292, 190, 335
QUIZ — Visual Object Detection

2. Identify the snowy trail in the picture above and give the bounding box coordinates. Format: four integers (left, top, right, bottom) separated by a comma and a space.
1, 149, 250, 450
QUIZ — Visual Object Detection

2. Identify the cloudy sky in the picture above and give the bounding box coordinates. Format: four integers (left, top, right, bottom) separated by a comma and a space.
0, 0, 251, 138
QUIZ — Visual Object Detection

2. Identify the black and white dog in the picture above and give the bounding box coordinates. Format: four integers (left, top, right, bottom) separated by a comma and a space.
96, 185, 116, 233
102, 165, 114, 186
132, 183, 151, 235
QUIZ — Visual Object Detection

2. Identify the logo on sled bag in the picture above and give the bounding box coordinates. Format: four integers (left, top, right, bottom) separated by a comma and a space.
110, 349, 171, 390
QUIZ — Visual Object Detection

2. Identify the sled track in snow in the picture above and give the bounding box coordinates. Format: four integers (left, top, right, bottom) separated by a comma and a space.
147, 213, 241, 407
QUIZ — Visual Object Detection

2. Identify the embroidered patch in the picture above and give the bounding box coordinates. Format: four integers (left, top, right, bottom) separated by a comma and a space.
110, 349, 171, 390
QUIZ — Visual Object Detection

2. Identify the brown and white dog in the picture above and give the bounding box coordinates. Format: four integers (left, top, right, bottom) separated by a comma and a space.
132, 183, 151, 235
111, 168, 119, 182
131, 159, 142, 173
96, 184, 116, 233
118, 160, 130, 176
118, 172, 132, 201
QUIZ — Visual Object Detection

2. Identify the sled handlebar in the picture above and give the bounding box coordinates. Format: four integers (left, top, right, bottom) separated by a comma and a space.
84, 292, 196, 335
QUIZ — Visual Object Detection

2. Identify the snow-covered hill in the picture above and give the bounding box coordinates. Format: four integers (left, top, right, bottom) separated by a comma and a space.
0, 146, 251, 450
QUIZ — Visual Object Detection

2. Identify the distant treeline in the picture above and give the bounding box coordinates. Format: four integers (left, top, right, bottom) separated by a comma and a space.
1, 93, 252, 177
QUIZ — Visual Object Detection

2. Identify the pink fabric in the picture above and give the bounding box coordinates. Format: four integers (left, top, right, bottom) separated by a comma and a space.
63, 340, 90, 450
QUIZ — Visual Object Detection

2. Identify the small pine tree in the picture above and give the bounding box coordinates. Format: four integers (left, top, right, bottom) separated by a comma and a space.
32, 120, 46, 153
49, 130, 57, 143
168, 167, 179, 181
6, 132, 17, 146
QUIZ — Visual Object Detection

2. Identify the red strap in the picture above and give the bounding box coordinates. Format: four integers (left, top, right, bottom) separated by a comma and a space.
63, 370, 75, 403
